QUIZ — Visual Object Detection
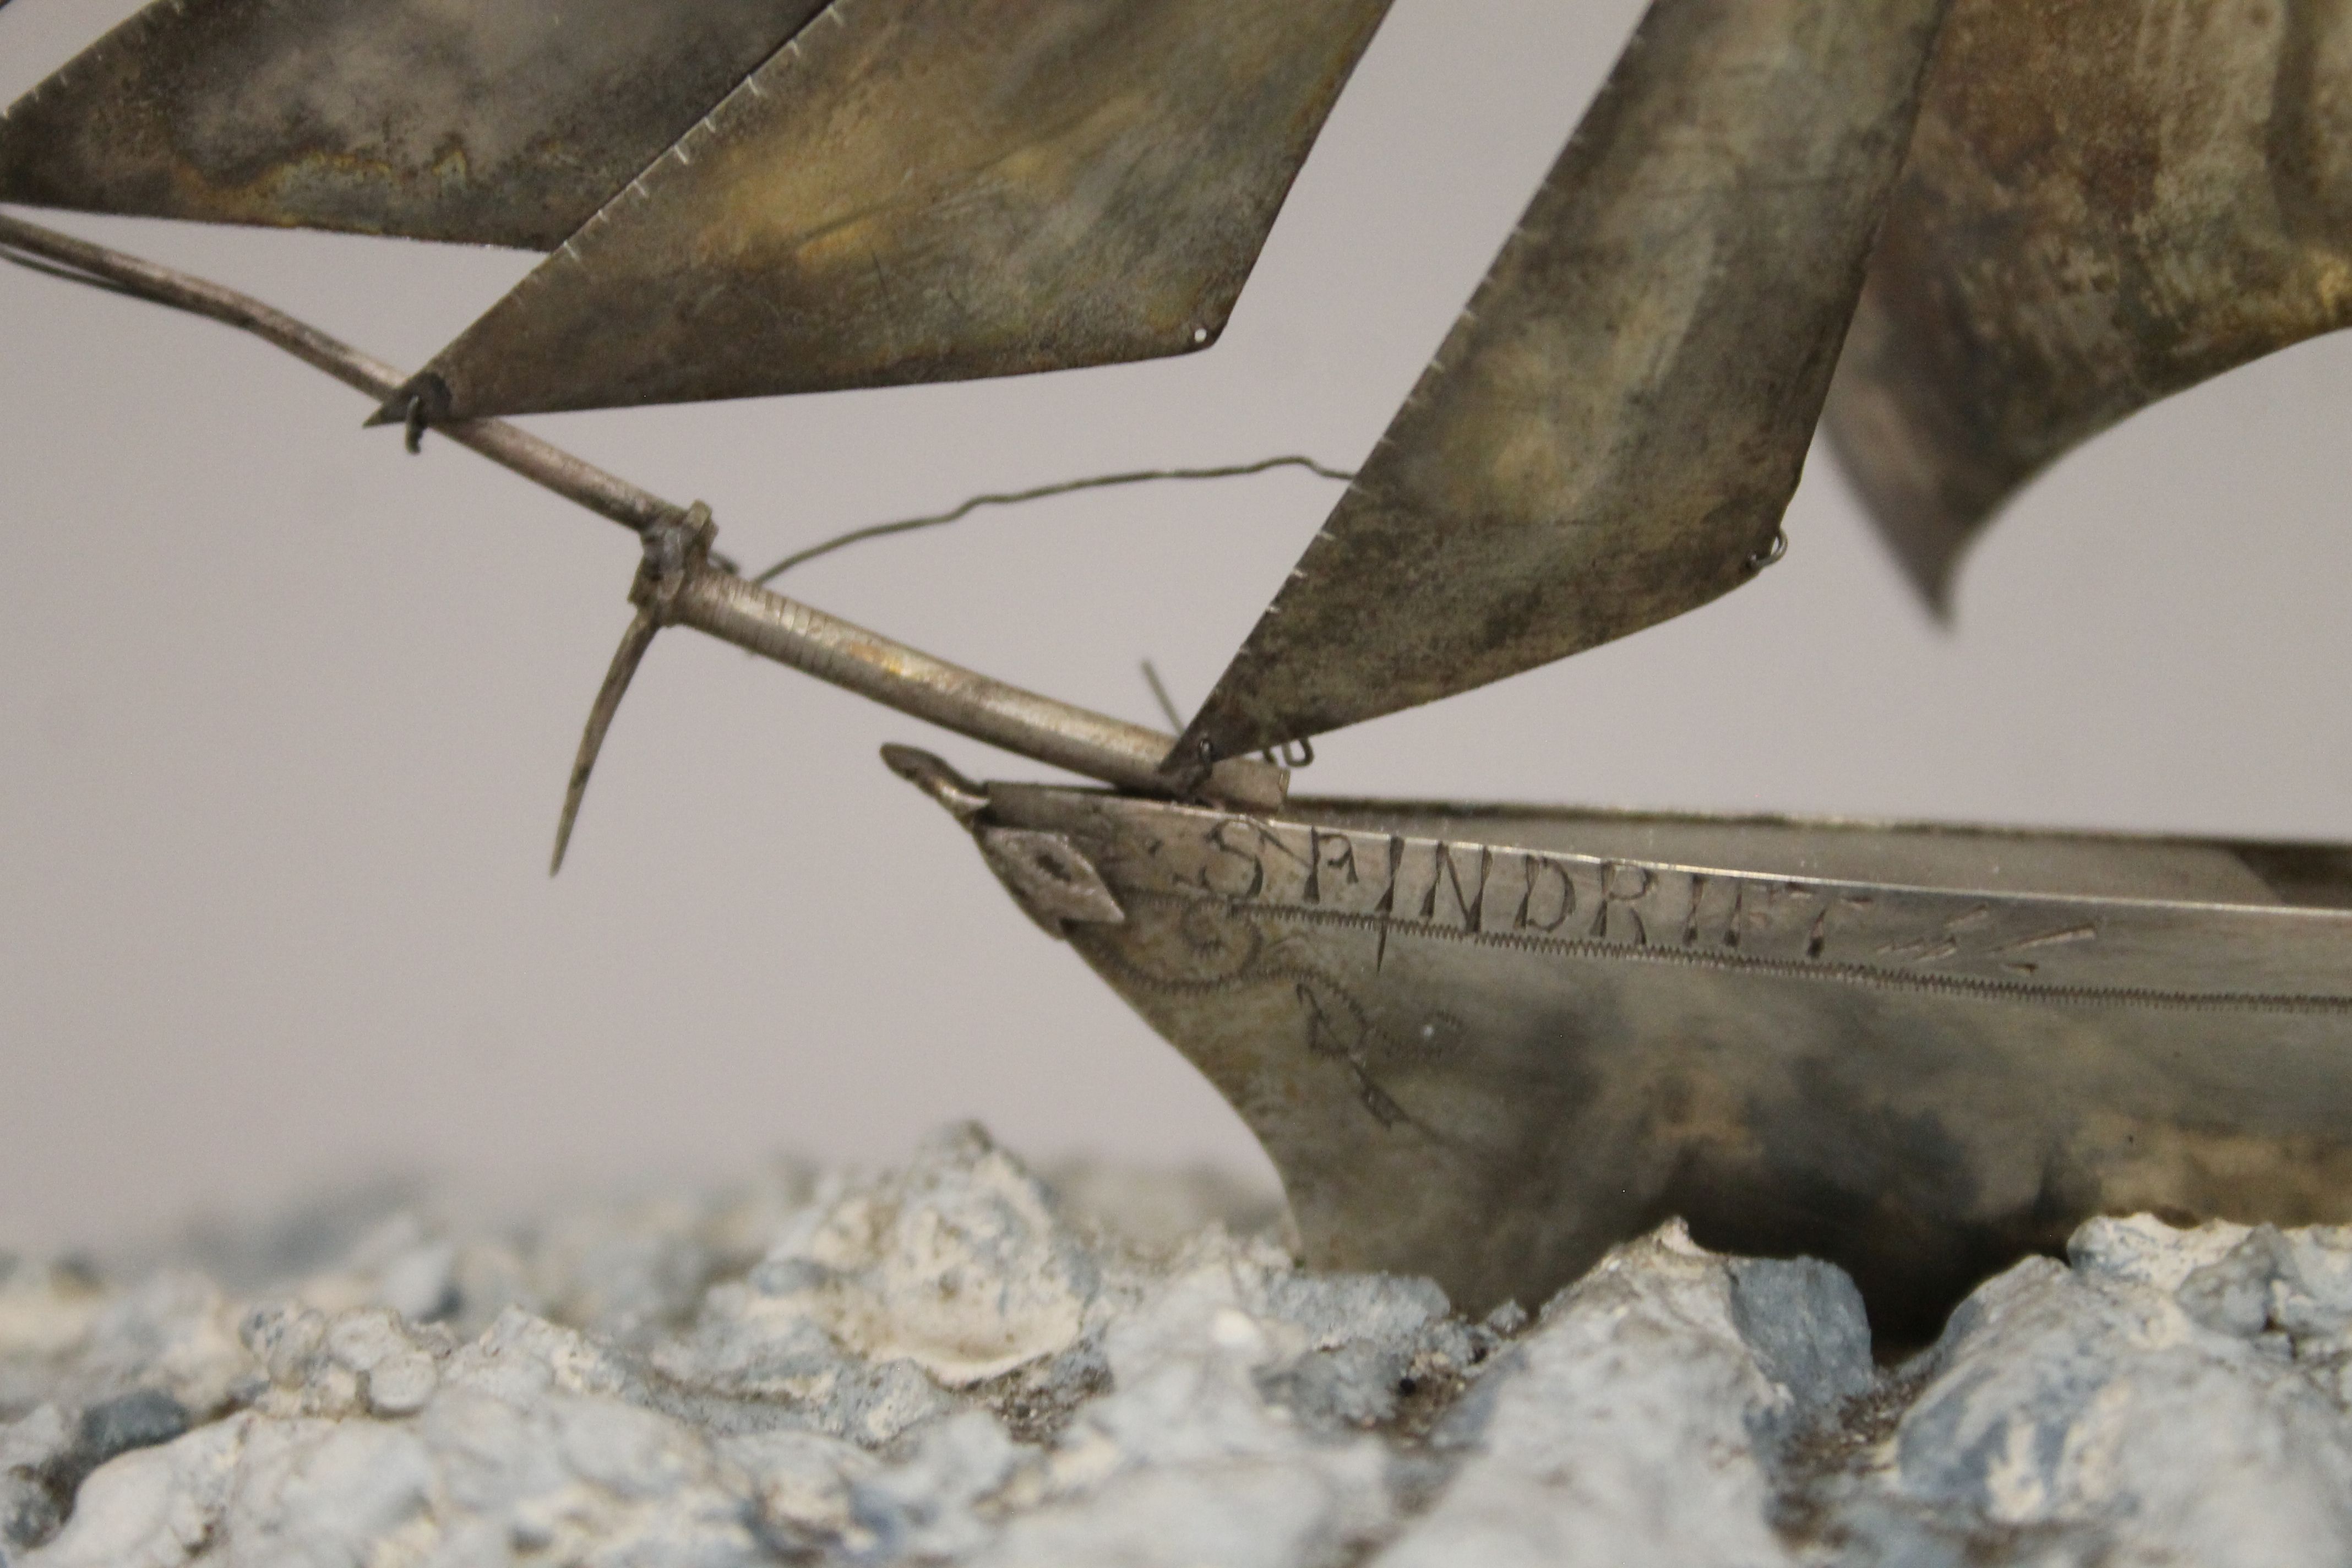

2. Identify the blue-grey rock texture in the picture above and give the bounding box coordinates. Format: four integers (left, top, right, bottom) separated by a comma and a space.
2, 1125, 2344, 1566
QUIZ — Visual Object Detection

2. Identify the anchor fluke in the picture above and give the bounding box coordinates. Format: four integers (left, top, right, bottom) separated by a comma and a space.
550, 504, 716, 875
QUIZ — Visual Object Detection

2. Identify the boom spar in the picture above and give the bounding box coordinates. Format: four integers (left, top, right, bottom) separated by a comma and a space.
0, 213, 1286, 818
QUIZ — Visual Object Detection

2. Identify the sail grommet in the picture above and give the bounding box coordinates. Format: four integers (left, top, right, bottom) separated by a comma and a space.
1262, 737, 1315, 770
1161, 734, 1221, 800
1745, 529, 1789, 575
374, 372, 455, 455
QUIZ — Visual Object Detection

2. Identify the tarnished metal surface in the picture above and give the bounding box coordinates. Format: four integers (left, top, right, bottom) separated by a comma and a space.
0, 0, 831, 249
667, 558, 1288, 811
906, 755, 2352, 1342
1176, 0, 1951, 764
976, 826, 1126, 934
1827, 0, 2352, 609
398, 0, 1394, 421
0, 209, 678, 530
0, 206, 1292, 819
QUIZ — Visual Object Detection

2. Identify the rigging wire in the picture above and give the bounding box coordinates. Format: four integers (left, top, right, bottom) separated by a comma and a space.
0, 249, 148, 301
748, 454, 1354, 585
1139, 660, 1186, 733
0, 209, 1295, 841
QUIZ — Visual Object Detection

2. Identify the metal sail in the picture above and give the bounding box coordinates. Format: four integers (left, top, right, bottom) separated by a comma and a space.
391, 0, 1395, 422
1174, 0, 1951, 766
1827, 0, 2352, 610
0, 0, 832, 250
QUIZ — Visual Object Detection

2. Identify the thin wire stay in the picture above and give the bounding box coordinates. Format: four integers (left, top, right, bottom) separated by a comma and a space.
748, 454, 1353, 586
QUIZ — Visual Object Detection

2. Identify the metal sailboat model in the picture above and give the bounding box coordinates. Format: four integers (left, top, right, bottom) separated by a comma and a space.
7, 0, 2352, 1344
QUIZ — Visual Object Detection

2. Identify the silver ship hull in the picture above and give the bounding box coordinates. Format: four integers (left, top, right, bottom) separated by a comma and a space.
894, 749, 2352, 1344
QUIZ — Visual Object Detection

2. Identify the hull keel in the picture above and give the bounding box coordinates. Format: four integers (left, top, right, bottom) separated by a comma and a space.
895, 750, 2352, 1344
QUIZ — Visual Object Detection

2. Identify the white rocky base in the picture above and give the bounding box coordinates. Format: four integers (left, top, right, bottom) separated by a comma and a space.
5, 1124, 2350, 1567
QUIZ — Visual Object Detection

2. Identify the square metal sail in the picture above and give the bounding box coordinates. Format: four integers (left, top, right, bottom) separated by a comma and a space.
1827, 0, 2352, 609
0, 0, 833, 249
1177, 0, 1953, 764
390, 0, 1395, 421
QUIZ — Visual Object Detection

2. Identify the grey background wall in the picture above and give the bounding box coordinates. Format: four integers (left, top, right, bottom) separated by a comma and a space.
6, 0, 2351, 1252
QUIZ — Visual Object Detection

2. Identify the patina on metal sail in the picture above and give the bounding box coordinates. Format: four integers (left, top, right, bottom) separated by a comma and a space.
1827, 0, 2352, 609
0, 0, 832, 249
1175, 0, 1952, 765
389, 0, 1395, 422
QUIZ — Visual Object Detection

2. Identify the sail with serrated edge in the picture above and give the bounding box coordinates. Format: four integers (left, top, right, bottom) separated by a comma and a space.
1174, 0, 1952, 766
1826, 0, 2352, 611
0, 0, 834, 250
392, 0, 1395, 422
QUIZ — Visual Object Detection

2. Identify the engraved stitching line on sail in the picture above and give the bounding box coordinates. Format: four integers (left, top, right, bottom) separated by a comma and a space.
1827, 0, 2352, 610
0, 0, 836, 249
1176, 0, 1954, 765
393, 0, 1396, 422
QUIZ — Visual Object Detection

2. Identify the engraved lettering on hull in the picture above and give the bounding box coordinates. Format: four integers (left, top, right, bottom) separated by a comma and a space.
1148, 815, 2112, 988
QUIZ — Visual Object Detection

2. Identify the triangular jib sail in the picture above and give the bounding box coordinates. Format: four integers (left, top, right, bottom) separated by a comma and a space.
1827, 0, 2352, 609
1176, 0, 1952, 766
0, 0, 837, 251
393, 0, 1396, 422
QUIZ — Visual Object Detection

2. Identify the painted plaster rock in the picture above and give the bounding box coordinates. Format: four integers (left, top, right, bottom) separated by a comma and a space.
973, 1233, 1458, 1567
1373, 1223, 1872, 1568
1803, 1216, 2352, 1568
13, 1125, 2352, 1566
711, 1123, 1104, 1389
